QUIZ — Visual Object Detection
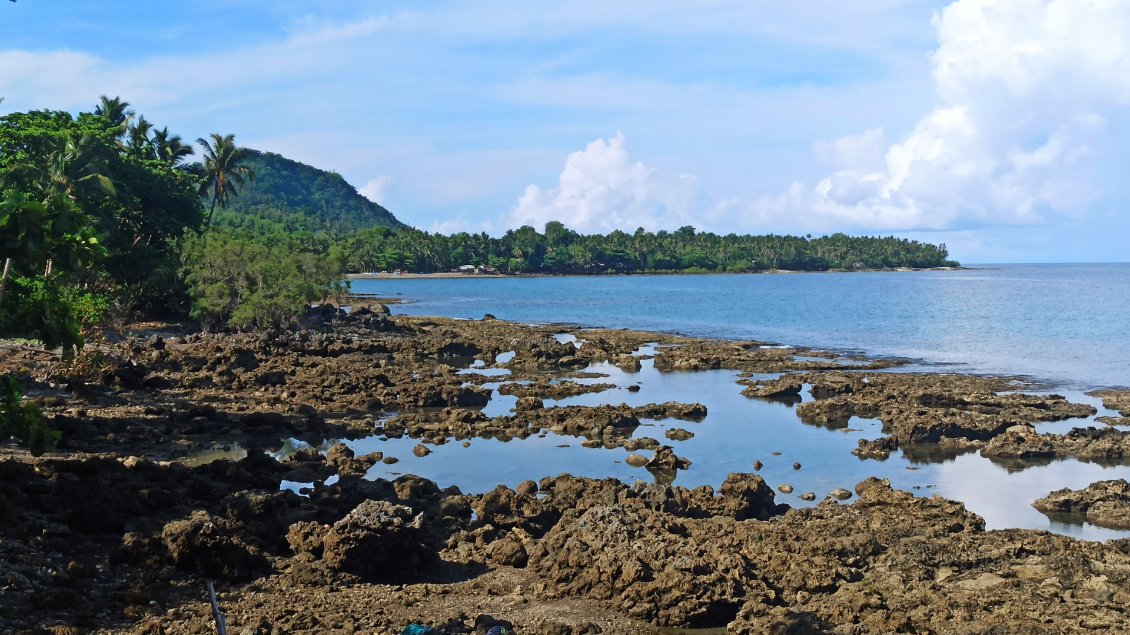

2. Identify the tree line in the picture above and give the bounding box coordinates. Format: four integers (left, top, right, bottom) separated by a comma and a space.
340, 223, 955, 275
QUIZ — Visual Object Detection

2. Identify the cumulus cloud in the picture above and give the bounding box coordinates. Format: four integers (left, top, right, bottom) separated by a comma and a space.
748, 0, 1130, 232
509, 0, 1130, 237
507, 133, 701, 233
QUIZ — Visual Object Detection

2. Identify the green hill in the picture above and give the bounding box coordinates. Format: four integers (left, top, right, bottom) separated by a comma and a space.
216, 149, 405, 232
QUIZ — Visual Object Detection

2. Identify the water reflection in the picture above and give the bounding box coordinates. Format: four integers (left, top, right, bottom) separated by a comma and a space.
182, 353, 1130, 540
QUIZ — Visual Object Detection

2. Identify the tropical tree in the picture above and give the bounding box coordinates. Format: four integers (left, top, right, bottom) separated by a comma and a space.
93, 95, 133, 139
196, 133, 254, 228
126, 115, 154, 159
151, 127, 194, 167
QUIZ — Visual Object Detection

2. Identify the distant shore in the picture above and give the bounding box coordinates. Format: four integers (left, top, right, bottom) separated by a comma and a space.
347, 266, 963, 281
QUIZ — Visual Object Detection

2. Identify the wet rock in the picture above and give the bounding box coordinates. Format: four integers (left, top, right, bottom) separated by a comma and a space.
1033, 479, 1130, 529
777, 484, 794, 494
321, 500, 430, 581
625, 454, 648, 468
829, 488, 853, 501
852, 436, 899, 460
1091, 389, 1130, 417
515, 396, 544, 412
623, 437, 660, 451
634, 402, 708, 421
740, 377, 803, 401
792, 462, 801, 470
799, 492, 816, 501
795, 372, 1095, 446
752, 460, 763, 471
645, 446, 691, 472
616, 355, 642, 373
665, 428, 694, 441
501, 380, 615, 400
982, 425, 1130, 463
413, 444, 432, 457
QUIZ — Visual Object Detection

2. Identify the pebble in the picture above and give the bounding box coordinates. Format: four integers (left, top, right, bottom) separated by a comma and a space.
830, 488, 853, 500
753, 460, 763, 471
792, 462, 801, 470
778, 484, 794, 494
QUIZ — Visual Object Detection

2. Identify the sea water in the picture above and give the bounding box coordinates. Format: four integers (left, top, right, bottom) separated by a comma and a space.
334, 264, 1130, 539
353, 263, 1130, 391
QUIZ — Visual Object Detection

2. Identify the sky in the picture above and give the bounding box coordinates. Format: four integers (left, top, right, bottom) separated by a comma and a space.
1, 0, 1128, 263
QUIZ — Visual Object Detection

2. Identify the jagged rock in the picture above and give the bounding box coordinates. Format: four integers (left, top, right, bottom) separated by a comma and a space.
160, 511, 267, 581
1033, 479, 1130, 529
982, 425, 1130, 462
665, 428, 694, 441
852, 436, 899, 460
321, 500, 430, 581
646, 446, 691, 472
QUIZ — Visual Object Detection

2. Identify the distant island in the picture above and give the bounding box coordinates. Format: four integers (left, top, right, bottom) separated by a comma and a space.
212, 149, 957, 276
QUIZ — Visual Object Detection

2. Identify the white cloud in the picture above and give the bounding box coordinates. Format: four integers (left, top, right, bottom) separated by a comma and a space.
504, 0, 1130, 238
359, 175, 393, 204
746, 0, 1130, 233
507, 133, 702, 233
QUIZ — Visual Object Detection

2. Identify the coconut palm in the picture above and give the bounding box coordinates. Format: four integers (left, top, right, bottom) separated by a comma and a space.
126, 115, 154, 159
17, 133, 116, 202
151, 127, 194, 167
93, 95, 133, 139
196, 132, 254, 228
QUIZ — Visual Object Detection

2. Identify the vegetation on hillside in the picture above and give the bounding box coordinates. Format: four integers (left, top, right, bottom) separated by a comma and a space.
217, 149, 403, 233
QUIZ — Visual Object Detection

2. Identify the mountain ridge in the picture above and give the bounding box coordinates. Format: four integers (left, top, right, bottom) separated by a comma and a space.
217, 149, 405, 232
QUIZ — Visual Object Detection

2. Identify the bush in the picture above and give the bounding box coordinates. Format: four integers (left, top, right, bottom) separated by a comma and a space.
181, 229, 347, 331
0, 375, 59, 456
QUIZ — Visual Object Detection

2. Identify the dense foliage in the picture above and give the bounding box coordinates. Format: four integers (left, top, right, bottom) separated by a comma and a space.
218, 150, 403, 233
341, 223, 956, 274
181, 229, 348, 331
0, 103, 205, 345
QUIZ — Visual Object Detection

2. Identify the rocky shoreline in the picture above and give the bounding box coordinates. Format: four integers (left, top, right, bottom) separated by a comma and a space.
2, 307, 1130, 633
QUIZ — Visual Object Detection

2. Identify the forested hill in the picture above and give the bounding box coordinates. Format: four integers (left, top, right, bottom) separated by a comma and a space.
216, 149, 405, 232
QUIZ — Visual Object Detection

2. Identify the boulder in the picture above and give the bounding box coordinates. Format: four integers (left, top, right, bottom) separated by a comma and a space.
160, 511, 267, 581
321, 500, 430, 581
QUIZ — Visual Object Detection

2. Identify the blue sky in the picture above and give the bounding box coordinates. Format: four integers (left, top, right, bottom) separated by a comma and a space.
2, 0, 1128, 262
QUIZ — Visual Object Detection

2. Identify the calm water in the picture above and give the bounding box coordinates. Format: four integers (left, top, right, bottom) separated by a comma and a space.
353, 263, 1130, 391
300, 264, 1130, 539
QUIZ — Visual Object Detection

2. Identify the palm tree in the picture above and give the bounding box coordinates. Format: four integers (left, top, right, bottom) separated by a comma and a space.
196, 133, 254, 228
126, 115, 154, 158
93, 95, 133, 140
151, 127, 194, 166
33, 133, 115, 201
